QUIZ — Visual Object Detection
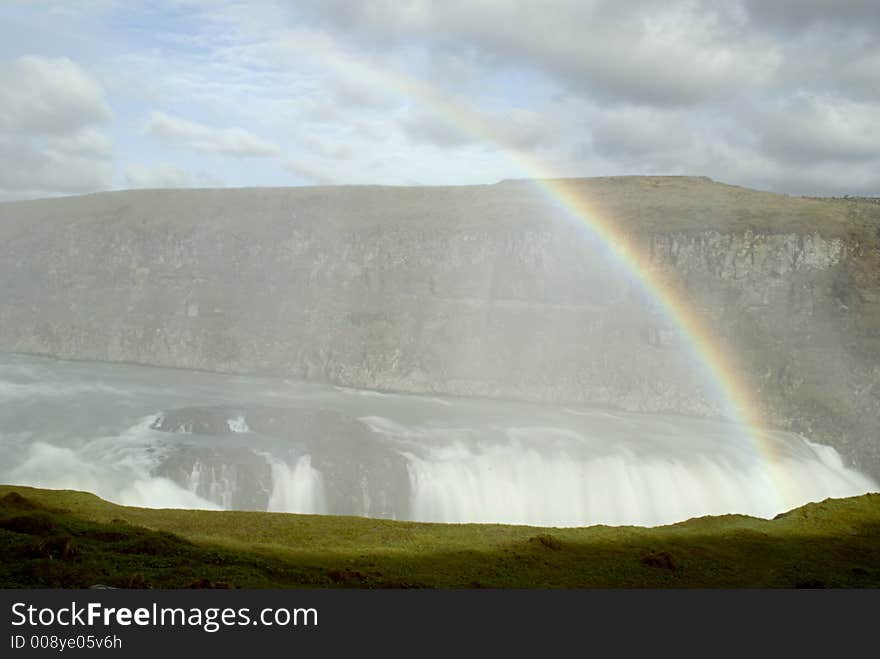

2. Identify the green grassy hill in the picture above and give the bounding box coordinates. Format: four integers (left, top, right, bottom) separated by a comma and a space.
1, 484, 878, 588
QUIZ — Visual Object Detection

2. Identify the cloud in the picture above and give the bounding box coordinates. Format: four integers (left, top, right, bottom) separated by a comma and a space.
494, 109, 553, 151
0, 55, 112, 135
402, 106, 553, 151
2, 3, 877, 198
743, 0, 880, 33
146, 111, 281, 158
402, 111, 473, 148
0, 56, 114, 200
49, 127, 114, 159
296, 134, 353, 161
291, 0, 779, 107
426, 51, 481, 91
190, 1, 877, 194
690, 139, 880, 197
331, 76, 398, 110
752, 95, 880, 163
0, 135, 114, 201
589, 106, 696, 171
282, 160, 337, 185
123, 162, 225, 189
124, 163, 193, 189
734, 1, 880, 104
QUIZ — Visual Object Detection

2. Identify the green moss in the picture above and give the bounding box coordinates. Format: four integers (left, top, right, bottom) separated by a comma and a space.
1, 485, 879, 588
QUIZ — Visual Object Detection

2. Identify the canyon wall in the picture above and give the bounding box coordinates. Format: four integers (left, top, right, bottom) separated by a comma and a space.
1, 177, 878, 477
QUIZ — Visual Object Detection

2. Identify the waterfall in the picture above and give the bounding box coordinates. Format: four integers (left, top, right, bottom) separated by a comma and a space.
265, 454, 327, 515
1, 352, 875, 527
403, 440, 875, 527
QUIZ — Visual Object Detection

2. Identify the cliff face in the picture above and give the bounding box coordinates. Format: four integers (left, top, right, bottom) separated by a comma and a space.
1, 177, 878, 477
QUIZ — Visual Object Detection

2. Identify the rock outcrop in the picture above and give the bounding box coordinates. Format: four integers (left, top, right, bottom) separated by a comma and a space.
150, 405, 411, 517
1, 177, 878, 477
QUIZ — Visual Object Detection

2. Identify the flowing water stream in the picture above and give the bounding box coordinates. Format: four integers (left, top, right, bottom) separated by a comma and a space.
0, 352, 874, 527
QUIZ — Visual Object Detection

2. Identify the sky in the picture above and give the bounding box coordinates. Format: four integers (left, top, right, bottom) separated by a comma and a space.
0, 0, 878, 201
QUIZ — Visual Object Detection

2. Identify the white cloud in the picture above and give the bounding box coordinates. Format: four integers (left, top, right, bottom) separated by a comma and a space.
402, 111, 473, 147
495, 109, 553, 151
282, 160, 337, 185
0, 55, 112, 135
403, 106, 552, 151
753, 95, 880, 163
292, 0, 780, 106
124, 163, 193, 189
0, 135, 114, 201
331, 76, 399, 110
0, 56, 114, 200
146, 111, 281, 158
590, 106, 695, 160
49, 127, 114, 159
743, 0, 880, 33
2, 3, 878, 198
123, 162, 225, 189
694, 139, 880, 197
296, 134, 353, 160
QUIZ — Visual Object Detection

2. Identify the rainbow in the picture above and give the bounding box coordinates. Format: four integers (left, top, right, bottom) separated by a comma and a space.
289, 34, 796, 508
509, 178, 800, 504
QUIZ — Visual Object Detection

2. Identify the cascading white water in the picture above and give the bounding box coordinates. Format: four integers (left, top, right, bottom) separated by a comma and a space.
351, 418, 878, 526
1, 352, 876, 527
4, 410, 876, 526
4, 417, 221, 511
227, 415, 250, 433
265, 454, 327, 514
404, 439, 876, 527
186, 461, 238, 509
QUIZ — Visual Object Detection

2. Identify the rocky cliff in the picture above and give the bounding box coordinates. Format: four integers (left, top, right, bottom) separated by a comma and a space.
1, 177, 878, 477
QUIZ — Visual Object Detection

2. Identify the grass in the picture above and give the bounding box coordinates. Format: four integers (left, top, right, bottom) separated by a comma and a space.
1, 485, 879, 588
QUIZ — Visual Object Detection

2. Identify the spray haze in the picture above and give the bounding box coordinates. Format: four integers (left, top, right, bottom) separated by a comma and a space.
0, 2, 878, 532
1, 179, 879, 526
